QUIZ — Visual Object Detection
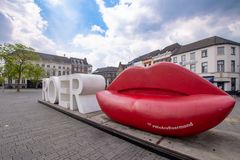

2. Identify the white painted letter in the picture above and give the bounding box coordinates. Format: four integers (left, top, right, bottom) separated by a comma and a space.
48, 76, 60, 104
70, 74, 105, 113
42, 78, 49, 101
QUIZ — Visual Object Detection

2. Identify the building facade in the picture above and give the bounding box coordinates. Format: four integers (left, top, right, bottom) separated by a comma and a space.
4, 52, 92, 88
128, 36, 240, 93
128, 43, 181, 67
116, 62, 128, 76
93, 67, 118, 87
70, 57, 92, 74
171, 36, 239, 93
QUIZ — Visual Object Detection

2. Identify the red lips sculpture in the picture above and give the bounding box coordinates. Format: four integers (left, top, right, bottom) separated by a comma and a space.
96, 62, 235, 137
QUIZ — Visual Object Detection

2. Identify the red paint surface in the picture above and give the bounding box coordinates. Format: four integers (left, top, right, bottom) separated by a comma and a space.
96, 62, 235, 137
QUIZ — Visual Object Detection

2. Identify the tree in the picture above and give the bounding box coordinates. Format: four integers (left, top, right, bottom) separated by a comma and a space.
0, 66, 5, 92
0, 43, 40, 92
26, 64, 46, 88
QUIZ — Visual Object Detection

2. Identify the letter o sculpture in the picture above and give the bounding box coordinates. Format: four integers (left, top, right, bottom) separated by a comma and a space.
48, 76, 60, 104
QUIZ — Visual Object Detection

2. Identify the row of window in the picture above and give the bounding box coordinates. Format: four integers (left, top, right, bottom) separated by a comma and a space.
173, 46, 236, 63
8, 79, 26, 84
73, 67, 88, 72
47, 70, 70, 77
71, 59, 85, 64
39, 64, 69, 70
200, 60, 236, 73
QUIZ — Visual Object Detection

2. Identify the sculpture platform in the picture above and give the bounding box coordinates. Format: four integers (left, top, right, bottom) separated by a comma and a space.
38, 99, 240, 160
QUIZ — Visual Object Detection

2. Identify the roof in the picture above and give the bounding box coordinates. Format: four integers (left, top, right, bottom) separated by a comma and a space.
93, 66, 118, 73
174, 36, 240, 55
118, 62, 128, 68
70, 57, 88, 65
160, 43, 181, 54
129, 50, 161, 64
129, 43, 181, 64
36, 52, 70, 64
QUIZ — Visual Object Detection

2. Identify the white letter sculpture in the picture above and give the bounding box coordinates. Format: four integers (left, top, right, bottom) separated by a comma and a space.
42, 78, 49, 101
59, 74, 105, 113
48, 76, 60, 104
42, 74, 105, 114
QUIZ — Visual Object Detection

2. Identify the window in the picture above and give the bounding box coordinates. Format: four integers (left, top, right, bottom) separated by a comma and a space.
53, 70, 56, 76
217, 60, 224, 72
63, 66, 65, 69
63, 71, 65, 75
22, 79, 25, 84
190, 64, 196, 72
201, 62, 208, 73
181, 55, 186, 62
201, 50, 207, 58
47, 65, 50, 68
58, 66, 61, 69
41, 64, 45, 67
53, 66, 55, 68
67, 71, 69, 75
217, 47, 224, 55
231, 78, 236, 91
231, 47, 235, 55
190, 52, 195, 60
231, 60, 235, 72
173, 57, 177, 63
58, 71, 61, 76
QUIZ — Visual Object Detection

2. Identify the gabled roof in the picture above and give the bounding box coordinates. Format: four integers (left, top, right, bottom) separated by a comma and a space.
118, 62, 128, 69
129, 43, 181, 64
70, 57, 88, 65
160, 43, 181, 54
173, 36, 240, 55
93, 66, 118, 73
129, 50, 161, 64
36, 52, 70, 64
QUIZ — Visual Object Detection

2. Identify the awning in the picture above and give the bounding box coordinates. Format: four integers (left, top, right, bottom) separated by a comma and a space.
213, 80, 230, 83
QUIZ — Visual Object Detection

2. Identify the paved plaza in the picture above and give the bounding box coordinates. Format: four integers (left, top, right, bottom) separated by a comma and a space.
0, 90, 169, 160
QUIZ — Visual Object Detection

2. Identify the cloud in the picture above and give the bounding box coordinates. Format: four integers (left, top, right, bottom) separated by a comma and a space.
0, 12, 13, 43
70, 0, 240, 70
1, 0, 240, 70
91, 25, 105, 33
228, 21, 240, 37
44, 0, 63, 6
0, 0, 56, 53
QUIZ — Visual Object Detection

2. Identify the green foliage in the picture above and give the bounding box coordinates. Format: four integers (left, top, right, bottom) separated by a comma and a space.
0, 66, 4, 84
0, 43, 43, 91
26, 64, 46, 88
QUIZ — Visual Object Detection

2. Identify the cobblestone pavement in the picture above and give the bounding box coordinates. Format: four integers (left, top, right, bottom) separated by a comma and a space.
0, 90, 169, 160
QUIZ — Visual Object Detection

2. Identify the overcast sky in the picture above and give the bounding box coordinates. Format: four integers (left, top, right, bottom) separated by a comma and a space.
0, 0, 240, 70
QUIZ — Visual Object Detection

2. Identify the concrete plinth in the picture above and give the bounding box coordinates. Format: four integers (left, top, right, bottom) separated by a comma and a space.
38, 99, 240, 160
